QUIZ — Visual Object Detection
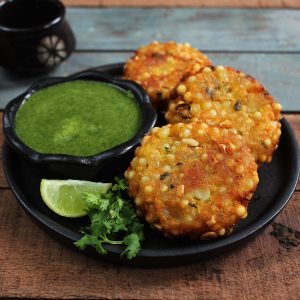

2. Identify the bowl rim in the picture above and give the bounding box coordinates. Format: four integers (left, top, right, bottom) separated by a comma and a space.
3, 70, 157, 167
0, 0, 66, 33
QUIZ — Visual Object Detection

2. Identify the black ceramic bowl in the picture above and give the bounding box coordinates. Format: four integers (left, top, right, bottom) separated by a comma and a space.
0, 0, 76, 73
3, 70, 157, 180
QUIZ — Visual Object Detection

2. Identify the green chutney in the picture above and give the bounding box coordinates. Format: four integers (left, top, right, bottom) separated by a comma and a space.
15, 80, 141, 156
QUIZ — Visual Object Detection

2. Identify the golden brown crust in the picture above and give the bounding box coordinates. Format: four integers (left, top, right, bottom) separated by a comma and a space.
125, 123, 259, 239
123, 41, 212, 106
165, 65, 282, 163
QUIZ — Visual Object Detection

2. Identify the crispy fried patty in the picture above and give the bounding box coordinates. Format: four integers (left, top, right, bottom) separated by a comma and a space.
124, 41, 212, 106
165, 65, 282, 163
125, 123, 259, 239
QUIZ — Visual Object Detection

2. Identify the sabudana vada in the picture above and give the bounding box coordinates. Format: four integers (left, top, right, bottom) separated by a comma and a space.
124, 41, 212, 106
165, 65, 281, 163
125, 122, 259, 239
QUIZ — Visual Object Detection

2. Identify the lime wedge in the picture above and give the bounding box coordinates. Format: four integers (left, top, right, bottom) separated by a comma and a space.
40, 179, 112, 218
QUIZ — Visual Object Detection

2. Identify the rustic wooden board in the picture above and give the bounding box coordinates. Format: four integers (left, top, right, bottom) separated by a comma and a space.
0, 127, 8, 188
0, 188, 299, 299
1, 52, 300, 111
63, 0, 300, 8
64, 8, 300, 51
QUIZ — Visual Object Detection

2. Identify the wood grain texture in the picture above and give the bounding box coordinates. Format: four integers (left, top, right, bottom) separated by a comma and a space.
0, 161, 8, 189
0, 189, 299, 299
62, 0, 300, 8
1, 52, 300, 111
64, 8, 300, 52
0, 111, 8, 188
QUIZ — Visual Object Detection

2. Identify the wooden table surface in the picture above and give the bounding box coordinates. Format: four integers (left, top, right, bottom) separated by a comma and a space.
1, 8, 300, 300
62, 0, 300, 8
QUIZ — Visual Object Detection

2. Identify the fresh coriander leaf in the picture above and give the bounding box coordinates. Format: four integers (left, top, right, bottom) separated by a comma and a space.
111, 217, 127, 233
112, 177, 128, 191
74, 177, 144, 260
84, 193, 103, 207
128, 221, 144, 241
90, 211, 107, 223
90, 220, 110, 237
74, 234, 98, 250
95, 241, 107, 255
122, 233, 142, 260
98, 198, 110, 211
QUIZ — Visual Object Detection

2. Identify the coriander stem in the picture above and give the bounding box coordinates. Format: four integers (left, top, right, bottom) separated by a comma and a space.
100, 235, 123, 245
106, 240, 123, 245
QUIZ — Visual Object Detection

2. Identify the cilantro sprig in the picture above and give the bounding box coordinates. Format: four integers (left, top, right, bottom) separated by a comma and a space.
74, 178, 144, 259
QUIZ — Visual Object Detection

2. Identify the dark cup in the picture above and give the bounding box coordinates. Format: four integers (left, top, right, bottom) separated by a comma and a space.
0, 0, 76, 73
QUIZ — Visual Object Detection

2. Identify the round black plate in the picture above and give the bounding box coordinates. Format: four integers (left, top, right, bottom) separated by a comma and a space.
3, 63, 300, 267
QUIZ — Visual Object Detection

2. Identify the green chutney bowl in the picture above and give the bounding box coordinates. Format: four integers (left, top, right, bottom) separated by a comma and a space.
3, 70, 157, 180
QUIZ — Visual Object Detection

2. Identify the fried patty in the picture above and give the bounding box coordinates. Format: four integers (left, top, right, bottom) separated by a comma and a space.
165, 65, 282, 163
125, 123, 259, 239
123, 41, 212, 106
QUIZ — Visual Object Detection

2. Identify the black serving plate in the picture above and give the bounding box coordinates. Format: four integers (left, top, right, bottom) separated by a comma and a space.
3, 63, 300, 267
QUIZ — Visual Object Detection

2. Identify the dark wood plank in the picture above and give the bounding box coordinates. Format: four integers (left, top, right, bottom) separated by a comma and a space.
0, 188, 299, 299
0, 123, 7, 188
1, 52, 300, 111
0, 160, 8, 189
63, 0, 300, 8
64, 8, 300, 51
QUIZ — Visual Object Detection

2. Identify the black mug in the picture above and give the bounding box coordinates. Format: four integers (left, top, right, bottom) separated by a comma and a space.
0, 0, 76, 73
